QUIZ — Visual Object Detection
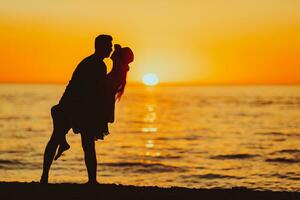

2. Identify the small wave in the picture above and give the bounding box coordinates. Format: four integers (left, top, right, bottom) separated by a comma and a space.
122, 120, 147, 124
250, 99, 300, 107
157, 135, 203, 141
0, 150, 28, 154
272, 138, 286, 142
262, 172, 300, 181
24, 127, 45, 133
183, 135, 201, 140
265, 158, 300, 164
272, 173, 300, 181
113, 130, 143, 134
256, 132, 285, 136
161, 155, 182, 159
286, 133, 300, 137
182, 173, 244, 180
0, 116, 31, 121
0, 159, 40, 169
275, 149, 300, 154
143, 154, 183, 161
251, 100, 274, 106
156, 137, 176, 141
232, 112, 265, 118
0, 159, 23, 165
210, 154, 259, 160
256, 132, 300, 137
0, 116, 21, 121
101, 162, 186, 173
0, 159, 25, 169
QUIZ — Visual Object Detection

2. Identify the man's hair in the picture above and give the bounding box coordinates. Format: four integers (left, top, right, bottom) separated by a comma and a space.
95, 34, 113, 50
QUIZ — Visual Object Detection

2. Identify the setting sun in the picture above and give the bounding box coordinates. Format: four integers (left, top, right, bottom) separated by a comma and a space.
142, 73, 159, 86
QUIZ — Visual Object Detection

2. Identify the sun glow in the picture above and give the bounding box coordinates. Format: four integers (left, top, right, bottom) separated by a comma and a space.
142, 73, 159, 86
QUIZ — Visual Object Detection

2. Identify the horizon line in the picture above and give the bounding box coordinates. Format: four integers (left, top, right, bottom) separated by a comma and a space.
0, 81, 300, 86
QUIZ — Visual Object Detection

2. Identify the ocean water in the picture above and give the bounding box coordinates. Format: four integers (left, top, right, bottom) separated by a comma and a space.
0, 84, 300, 191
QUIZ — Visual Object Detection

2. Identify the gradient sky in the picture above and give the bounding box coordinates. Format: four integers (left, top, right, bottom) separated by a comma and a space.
0, 0, 299, 84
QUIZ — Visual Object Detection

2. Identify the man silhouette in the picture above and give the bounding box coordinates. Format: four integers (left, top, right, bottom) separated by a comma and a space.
40, 34, 113, 184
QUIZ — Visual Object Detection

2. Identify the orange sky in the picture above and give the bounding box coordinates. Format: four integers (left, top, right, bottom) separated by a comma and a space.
0, 0, 299, 84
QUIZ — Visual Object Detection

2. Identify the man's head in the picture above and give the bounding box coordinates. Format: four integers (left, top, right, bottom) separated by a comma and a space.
94, 34, 113, 58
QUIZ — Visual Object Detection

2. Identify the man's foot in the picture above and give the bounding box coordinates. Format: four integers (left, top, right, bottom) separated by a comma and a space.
54, 143, 70, 161
40, 175, 48, 184
85, 180, 100, 185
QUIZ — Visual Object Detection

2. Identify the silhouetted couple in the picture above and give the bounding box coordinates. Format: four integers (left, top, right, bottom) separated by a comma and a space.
40, 35, 134, 184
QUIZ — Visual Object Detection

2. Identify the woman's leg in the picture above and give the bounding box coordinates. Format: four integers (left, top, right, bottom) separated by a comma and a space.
41, 105, 71, 183
40, 129, 61, 183
81, 132, 98, 184
41, 125, 69, 183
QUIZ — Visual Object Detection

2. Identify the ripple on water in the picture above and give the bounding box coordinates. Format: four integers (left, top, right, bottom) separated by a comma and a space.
274, 149, 300, 154
210, 154, 259, 160
256, 132, 285, 136
100, 162, 188, 173
181, 173, 245, 180
0, 116, 32, 121
0, 159, 24, 165
0, 159, 40, 170
0, 150, 28, 154
271, 173, 300, 181
256, 132, 300, 137
139, 153, 182, 160
265, 157, 300, 164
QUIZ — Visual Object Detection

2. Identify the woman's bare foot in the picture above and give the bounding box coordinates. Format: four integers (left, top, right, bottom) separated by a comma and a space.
54, 143, 70, 160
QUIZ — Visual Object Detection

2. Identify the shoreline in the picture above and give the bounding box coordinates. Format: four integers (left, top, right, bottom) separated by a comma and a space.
1, 182, 299, 200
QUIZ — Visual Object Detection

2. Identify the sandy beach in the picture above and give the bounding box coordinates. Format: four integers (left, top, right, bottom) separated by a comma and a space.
1, 182, 299, 200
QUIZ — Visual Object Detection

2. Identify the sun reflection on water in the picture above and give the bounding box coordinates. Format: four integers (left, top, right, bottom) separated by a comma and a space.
141, 89, 161, 163
141, 127, 157, 133
145, 140, 154, 148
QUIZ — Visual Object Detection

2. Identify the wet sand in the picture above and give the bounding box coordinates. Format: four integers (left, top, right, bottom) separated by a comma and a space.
0, 182, 299, 200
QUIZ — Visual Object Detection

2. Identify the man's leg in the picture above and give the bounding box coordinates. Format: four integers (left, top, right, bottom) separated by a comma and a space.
81, 132, 98, 183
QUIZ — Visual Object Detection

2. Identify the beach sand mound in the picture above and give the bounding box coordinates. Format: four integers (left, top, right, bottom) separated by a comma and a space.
0, 182, 299, 200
